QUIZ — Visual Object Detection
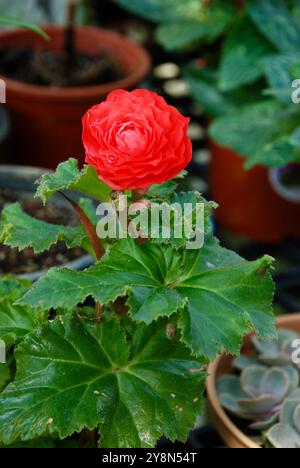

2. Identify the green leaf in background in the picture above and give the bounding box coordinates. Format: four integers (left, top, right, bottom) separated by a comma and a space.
291, 61, 300, 80
293, 0, 300, 24
248, 0, 300, 53
184, 65, 264, 118
19, 237, 275, 360
290, 127, 300, 149
0, 316, 205, 448
263, 54, 300, 103
113, 0, 203, 23
245, 135, 300, 169
0, 202, 89, 254
0, 16, 49, 40
210, 101, 299, 168
156, 1, 234, 51
35, 158, 111, 205
114, 0, 234, 50
219, 15, 274, 91
185, 67, 233, 117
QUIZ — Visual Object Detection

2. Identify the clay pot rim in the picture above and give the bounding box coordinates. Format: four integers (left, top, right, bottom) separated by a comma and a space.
0, 25, 151, 102
206, 314, 300, 449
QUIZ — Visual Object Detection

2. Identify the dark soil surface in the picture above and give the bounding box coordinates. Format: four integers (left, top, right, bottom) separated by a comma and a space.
0, 47, 123, 87
0, 189, 86, 275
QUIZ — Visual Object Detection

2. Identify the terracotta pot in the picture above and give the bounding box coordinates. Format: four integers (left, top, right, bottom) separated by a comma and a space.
207, 314, 300, 449
210, 142, 300, 243
0, 26, 151, 169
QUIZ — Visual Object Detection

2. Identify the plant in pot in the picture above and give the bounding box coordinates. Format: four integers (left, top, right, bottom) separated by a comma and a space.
184, 0, 300, 243
207, 315, 300, 448
0, 88, 276, 448
0, 0, 150, 169
0, 17, 93, 279
0, 16, 44, 164
0, 164, 108, 280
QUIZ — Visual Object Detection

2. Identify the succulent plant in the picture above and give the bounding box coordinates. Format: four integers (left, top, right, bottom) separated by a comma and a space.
234, 329, 300, 371
217, 365, 299, 431
266, 389, 300, 448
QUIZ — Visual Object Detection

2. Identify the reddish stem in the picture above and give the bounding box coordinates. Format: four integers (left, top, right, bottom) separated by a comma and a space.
59, 192, 104, 260
59, 191, 105, 321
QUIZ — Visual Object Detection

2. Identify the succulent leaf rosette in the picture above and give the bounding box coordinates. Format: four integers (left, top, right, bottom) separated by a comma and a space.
218, 364, 299, 431
218, 327, 300, 447
234, 329, 300, 370
266, 389, 300, 449
0, 90, 275, 448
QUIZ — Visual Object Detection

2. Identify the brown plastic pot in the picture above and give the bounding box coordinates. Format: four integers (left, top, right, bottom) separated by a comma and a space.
207, 314, 300, 449
210, 141, 300, 244
0, 26, 151, 168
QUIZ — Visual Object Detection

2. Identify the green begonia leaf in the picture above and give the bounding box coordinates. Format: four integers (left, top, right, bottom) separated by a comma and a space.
0, 202, 89, 254
35, 158, 111, 204
0, 317, 205, 448
0, 276, 46, 346
0, 361, 10, 392
0, 299, 46, 344
19, 237, 275, 360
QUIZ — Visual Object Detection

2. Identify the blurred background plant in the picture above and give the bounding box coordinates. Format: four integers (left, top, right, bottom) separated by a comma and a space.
112, 0, 300, 170
113, 0, 236, 52
0, 15, 49, 39
0, 0, 65, 24
0, 0, 96, 27
110, 0, 300, 247
206, 0, 300, 171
